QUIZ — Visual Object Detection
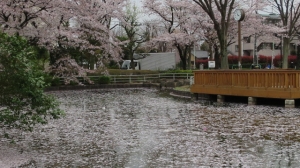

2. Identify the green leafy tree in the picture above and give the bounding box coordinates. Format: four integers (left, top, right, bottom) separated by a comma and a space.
121, 4, 148, 70
0, 33, 64, 131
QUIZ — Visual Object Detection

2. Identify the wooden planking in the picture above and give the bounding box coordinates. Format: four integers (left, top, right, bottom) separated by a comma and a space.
191, 70, 300, 99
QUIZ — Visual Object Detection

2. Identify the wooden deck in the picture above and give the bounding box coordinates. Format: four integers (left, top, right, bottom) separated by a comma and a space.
191, 70, 300, 99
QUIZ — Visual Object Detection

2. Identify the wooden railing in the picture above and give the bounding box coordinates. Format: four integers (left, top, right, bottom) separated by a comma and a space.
191, 70, 300, 99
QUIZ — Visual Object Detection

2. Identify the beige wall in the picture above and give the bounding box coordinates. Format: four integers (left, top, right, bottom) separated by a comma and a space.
228, 37, 291, 56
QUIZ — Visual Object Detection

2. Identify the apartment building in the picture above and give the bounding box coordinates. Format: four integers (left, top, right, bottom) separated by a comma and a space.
228, 36, 281, 57
228, 12, 300, 57
228, 35, 300, 57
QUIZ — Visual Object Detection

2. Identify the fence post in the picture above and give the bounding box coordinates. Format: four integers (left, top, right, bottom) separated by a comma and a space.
173, 73, 175, 80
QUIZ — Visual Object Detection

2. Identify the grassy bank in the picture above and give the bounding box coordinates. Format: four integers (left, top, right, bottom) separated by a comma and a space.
174, 85, 190, 92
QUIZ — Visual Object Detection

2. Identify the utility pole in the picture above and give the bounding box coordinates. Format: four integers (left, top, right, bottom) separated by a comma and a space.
234, 9, 245, 69
254, 33, 258, 66
194, 42, 196, 69
238, 21, 242, 68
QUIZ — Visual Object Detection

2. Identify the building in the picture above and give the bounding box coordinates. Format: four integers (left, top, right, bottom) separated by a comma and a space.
228, 12, 300, 58
227, 36, 282, 57
228, 35, 299, 57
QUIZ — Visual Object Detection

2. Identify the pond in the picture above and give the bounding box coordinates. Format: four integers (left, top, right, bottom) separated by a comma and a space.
1, 88, 300, 167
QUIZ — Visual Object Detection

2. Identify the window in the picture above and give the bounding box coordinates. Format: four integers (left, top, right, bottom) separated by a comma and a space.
235, 45, 239, 52
243, 36, 250, 43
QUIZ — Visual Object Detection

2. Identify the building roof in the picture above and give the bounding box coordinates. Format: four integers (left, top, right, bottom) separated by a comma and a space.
194, 50, 209, 58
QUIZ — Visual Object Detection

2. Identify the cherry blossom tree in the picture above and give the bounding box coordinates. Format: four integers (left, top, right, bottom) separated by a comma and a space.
119, 3, 148, 70
195, 11, 233, 68
192, 0, 237, 69
235, 0, 282, 66
0, 0, 127, 85
144, 0, 204, 70
0, 0, 127, 131
267, 0, 300, 69
193, 0, 281, 68
49, 56, 94, 85
0, 0, 125, 66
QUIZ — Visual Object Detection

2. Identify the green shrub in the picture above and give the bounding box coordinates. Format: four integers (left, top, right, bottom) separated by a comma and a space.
163, 69, 193, 73
43, 74, 53, 85
99, 76, 110, 84
43, 74, 61, 86
51, 77, 61, 86
0, 32, 63, 131
241, 63, 253, 69
89, 69, 159, 76
89, 77, 98, 83
69, 80, 79, 86
44, 74, 61, 86
107, 60, 120, 69
229, 63, 250, 69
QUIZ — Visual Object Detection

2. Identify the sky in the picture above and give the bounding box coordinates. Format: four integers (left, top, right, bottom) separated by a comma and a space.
129, 0, 153, 21
130, 0, 143, 7
110, 0, 151, 31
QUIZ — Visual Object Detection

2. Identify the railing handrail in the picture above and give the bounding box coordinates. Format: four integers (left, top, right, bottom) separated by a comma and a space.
58, 73, 194, 85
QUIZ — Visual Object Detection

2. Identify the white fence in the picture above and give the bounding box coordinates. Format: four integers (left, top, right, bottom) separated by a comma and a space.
67, 73, 194, 85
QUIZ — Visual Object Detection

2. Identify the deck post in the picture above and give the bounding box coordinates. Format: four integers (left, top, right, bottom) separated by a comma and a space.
193, 93, 199, 100
217, 95, 225, 105
285, 99, 295, 108
248, 97, 257, 105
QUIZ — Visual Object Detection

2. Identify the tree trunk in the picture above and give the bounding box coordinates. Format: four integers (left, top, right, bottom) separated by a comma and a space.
181, 58, 187, 70
220, 48, 229, 69
176, 45, 188, 70
129, 49, 135, 70
297, 46, 300, 70
220, 54, 228, 69
89, 56, 95, 70
282, 37, 290, 69
214, 45, 221, 69
217, 29, 229, 69
130, 57, 135, 70
188, 46, 191, 70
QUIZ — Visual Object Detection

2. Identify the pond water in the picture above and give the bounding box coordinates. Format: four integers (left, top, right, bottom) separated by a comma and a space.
2, 88, 300, 167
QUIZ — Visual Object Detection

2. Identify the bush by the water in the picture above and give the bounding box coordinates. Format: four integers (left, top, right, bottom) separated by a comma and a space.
69, 80, 79, 86
163, 69, 193, 73
99, 76, 110, 84
51, 77, 61, 86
